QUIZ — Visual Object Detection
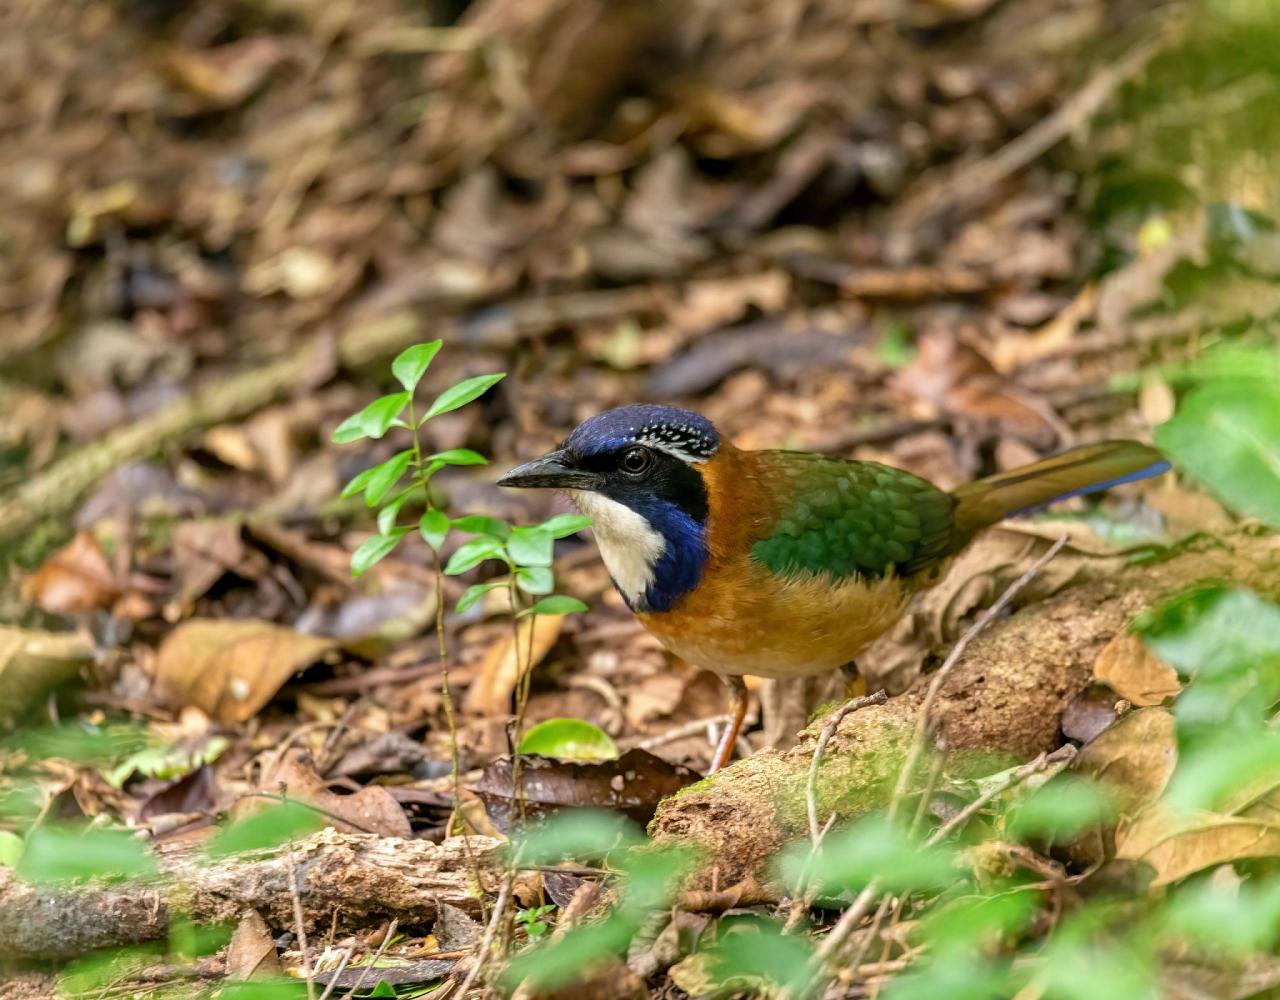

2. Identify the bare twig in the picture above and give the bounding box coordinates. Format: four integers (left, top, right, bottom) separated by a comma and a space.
316, 946, 354, 1000
888, 536, 1070, 823
807, 537, 1069, 991
283, 845, 316, 1000
926, 744, 1078, 847
630, 714, 733, 751
347, 918, 399, 996
895, 29, 1175, 228
782, 690, 889, 936
456, 872, 514, 998
807, 691, 890, 843
0, 338, 334, 545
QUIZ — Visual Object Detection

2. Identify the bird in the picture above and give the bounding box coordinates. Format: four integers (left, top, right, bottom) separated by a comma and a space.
497, 404, 1169, 773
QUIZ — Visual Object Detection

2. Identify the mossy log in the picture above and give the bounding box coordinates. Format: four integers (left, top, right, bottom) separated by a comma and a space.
649, 532, 1280, 890
0, 831, 500, 962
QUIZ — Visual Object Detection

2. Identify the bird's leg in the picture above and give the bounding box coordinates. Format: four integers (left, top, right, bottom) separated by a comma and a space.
709, 675, 748, 774
840, 661, 865, 699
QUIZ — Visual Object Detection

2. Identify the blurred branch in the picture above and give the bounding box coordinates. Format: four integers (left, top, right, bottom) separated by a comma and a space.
0, 832, 501, 961
895, 20, 1181, 230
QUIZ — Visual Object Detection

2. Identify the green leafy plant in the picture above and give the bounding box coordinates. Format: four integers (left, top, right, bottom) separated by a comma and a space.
331, 342, 592, 817
515, 903, 557, 940
517, 718, 619, 760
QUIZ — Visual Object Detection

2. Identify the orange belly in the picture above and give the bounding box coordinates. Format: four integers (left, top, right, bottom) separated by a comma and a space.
636, 553, 912, 679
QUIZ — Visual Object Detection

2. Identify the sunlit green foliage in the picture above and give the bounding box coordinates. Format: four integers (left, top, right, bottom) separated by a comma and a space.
502, 812, 694, 992
517, 718, 619, 760
18, 823, 157, 884
331, 341, 590, 621
205, 800, 326, 859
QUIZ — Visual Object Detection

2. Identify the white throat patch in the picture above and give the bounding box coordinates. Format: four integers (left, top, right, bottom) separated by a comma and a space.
571, 491, 665, 608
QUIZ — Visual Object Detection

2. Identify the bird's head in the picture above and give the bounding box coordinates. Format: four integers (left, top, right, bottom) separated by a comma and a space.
497, 404, 719, 612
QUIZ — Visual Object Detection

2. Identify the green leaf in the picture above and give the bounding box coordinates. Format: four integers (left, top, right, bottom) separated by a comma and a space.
330, 412, 371, 444
364, 450, 413, 507
456, 582, 503, 614
921, 892, 1037, 956
511, 811, 643, 867
391, 340, 443, 390
218, 979, 312, 999
340, 465, 378, 499
451, 514, 512, 540
1165, 731, 1280, 813
377, 490, 412, 535
882, 956, 1010, 1000
427, 448, 489, 466
419, 510, 451, 550
780, 815, 958, 896
1139, 586, 1280, 679
104, 736, 229, 788
518, 718, 619, 760
206, 801, 326, 859
1006, 776, 1114, 841
332, 392, 412, 443
0, 830, 23, 867
1155, 381, 1280, 528
702, 916, 815, 996
443, 536, 506, 575
19, 824, 158, 884
352, 529, 410, 576
508, 526, 553, 567
519, 595, 588, 617
516, 565, 554, 595
370, 982, 397, 998
502, 914, 635, 993
423, 373, 505, 420
1161, 879, 1280, 954
617, 845, 694, 911
538, 514, 593, 538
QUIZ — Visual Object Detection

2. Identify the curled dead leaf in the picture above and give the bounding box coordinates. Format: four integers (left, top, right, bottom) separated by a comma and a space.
172, 520, 245, 607
474, 749, 699, 832
1075, 707, 1177, 815
225, 910, 281, 981
1118, 806, 1280, 887
246, 749, 411, 839
153, 619, 336, 724
1093, 633, 1180, 707
465, 614, 565, 716
0, 627, 94, 723
23, 531, 119, 616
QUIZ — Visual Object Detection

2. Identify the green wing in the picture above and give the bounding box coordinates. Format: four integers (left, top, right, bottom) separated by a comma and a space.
750, 454, 958, 581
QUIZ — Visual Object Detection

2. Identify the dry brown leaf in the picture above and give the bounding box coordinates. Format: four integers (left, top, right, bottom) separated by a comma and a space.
1119, 807, 1280, 887
863, 529, 1108, 691
225, 910, 280, 981
474, 749, 698, 832
989, 284, 1097, 373
464, 614, 565, 716
0, 627, 94, 724
172, 520, 245, 606
249, 749, 411, 838
152, 619, 335, 724
1093, 633, 1181, 707
1079, 709, 1280, 885
158, 39, 291, 108
23, 531, 119, 615
1074, 707, 1177, 814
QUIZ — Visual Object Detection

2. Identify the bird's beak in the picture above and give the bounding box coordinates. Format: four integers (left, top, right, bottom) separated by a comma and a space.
497, 449, 597, 490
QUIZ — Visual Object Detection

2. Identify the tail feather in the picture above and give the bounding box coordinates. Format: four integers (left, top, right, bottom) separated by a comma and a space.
952, 441, 1169, 535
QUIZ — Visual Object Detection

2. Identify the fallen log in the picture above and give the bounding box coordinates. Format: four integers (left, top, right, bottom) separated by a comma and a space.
0, 830, 499, 962
649, 532, 1280, 889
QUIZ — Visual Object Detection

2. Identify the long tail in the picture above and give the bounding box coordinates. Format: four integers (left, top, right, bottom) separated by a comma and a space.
951, 440, 1169, 536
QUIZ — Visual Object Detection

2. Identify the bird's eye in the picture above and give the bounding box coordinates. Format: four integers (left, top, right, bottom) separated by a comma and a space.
620, 447, 651, 475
